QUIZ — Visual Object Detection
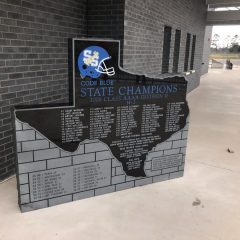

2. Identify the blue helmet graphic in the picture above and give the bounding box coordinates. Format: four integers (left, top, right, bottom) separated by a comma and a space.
78, 46, 115, 79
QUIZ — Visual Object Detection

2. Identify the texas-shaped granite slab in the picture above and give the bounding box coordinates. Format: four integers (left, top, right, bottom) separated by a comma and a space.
14, 39, 189, 211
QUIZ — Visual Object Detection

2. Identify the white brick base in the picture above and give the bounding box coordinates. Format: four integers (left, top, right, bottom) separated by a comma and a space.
16, 118, 188, 212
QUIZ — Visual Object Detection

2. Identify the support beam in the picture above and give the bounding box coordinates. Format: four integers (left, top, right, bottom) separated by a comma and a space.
207, 0, 240, 4
207, 10, 240, 25
209, 3, 240, 8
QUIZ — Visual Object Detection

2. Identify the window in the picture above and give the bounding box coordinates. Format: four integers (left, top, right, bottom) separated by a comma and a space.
173, 29, 181, 73
162, 26, 172, 74
184, 33, 191, 72
190, 35, 196, 70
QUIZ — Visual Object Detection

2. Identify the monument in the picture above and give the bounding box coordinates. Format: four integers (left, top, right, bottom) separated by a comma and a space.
14, 39, 189, 212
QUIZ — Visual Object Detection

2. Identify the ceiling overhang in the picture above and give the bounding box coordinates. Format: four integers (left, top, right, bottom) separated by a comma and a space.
206, 0, 240, 25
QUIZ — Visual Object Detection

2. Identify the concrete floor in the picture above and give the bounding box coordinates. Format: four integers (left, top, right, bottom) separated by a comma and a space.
1, 69, 240, 240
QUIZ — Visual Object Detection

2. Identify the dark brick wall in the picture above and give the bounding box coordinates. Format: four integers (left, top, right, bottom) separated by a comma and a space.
123, 0, 207, 92
0, 0, 86, 181
0, 0, 207, 181
87, 0, 125, 66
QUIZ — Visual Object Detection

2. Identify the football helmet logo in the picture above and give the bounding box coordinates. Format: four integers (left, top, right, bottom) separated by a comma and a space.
78, 46, 115, 79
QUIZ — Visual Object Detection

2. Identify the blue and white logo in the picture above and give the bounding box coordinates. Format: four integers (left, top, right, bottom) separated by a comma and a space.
78, 46, 115, 79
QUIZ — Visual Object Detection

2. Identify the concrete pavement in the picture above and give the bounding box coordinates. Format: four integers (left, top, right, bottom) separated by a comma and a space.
0, 68, 240, 240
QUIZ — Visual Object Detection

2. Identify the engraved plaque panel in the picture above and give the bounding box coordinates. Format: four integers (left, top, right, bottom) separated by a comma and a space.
73, 160, 111, 192
29, 160, 111, 202
29, 168, 73, 202
151, 154, 183, 171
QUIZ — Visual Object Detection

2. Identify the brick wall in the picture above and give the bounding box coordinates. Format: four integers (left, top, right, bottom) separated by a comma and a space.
1, 0, 207, 181
15, 118, 188, 212
123, 0, 207, 92
87, 0, 125, 65
0, 0, 87, 181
